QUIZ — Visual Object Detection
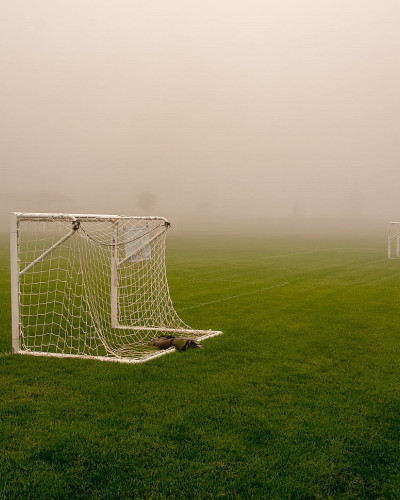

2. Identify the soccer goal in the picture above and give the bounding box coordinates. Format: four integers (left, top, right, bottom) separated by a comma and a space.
10, 213, 222, 363
388, 222, 400, 259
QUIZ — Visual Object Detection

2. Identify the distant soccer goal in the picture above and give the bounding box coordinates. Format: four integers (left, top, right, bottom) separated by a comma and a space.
10, 213, 222, 363
388, 222, 400, 259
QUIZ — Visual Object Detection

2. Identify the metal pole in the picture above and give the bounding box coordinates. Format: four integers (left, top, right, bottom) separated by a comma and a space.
110, 221, 119, 328
10, 213, 20, 353
397, 228, 400, 258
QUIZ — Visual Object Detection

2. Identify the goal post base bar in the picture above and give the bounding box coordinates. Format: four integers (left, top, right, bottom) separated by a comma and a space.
196, 329, 224, 341
15, 330, 223, 364
16, 348, 177, 364
113, 326, 223, 335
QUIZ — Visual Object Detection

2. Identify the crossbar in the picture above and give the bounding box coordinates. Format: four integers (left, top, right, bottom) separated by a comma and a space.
14, 212, 168, 223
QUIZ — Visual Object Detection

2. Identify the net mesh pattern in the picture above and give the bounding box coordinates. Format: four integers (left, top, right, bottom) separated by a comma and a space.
16, 214, 218, 362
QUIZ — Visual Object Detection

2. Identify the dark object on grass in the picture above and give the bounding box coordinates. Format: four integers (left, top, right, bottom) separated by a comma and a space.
151, 335, 203, 351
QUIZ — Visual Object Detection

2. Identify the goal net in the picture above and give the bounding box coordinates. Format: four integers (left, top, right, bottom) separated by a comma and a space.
388, 222, 400, 259
10, 213, 222, 363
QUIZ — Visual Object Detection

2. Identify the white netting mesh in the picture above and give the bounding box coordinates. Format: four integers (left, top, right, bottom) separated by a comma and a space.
15, 214, 220, 362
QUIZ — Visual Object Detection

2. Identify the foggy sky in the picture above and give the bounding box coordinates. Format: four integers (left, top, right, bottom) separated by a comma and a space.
1, 1, 399, 234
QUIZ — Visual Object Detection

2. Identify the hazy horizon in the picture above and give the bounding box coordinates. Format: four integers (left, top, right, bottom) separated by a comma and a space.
2, 1, 399, 235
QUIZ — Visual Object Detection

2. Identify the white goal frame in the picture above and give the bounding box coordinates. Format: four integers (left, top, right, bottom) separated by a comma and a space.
388, 222, 400, 259
10, 212, 222, 363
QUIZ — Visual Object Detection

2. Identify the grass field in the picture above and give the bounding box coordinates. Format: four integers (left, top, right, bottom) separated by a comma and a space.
1, 232, 399, 499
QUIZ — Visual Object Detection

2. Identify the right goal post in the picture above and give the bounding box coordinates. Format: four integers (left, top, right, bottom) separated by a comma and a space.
10, 213, 222, 363
388, 222, 400, 259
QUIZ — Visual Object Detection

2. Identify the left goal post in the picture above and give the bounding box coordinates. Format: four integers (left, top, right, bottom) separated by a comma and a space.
10, 212, 20, 354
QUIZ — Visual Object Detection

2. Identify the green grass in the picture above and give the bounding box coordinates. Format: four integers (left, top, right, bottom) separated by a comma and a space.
1, 233, 399, 499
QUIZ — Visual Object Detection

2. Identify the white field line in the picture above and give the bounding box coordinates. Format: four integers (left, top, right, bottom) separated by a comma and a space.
180, 281, 289, 311
346, 259, 387, 270
0, 352, 12, 359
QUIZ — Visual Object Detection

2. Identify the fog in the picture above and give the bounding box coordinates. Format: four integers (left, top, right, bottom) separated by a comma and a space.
1, 1, 399, 235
